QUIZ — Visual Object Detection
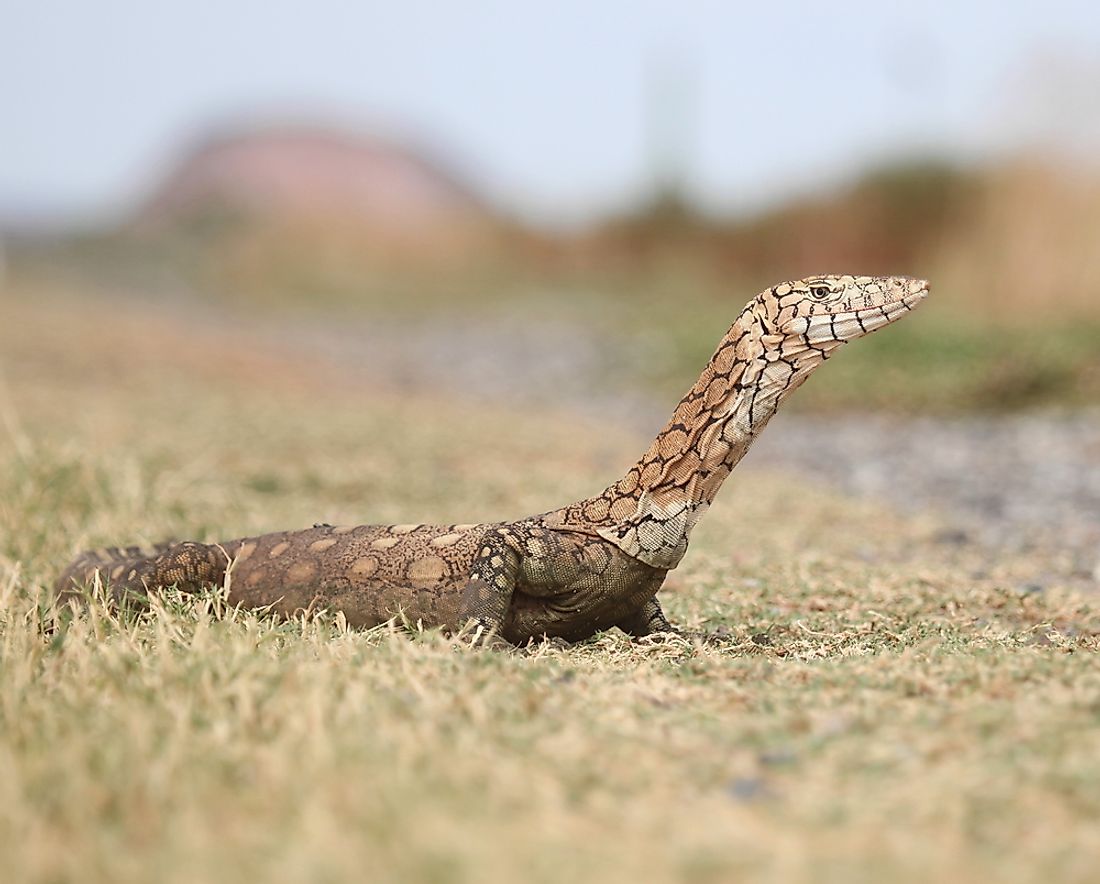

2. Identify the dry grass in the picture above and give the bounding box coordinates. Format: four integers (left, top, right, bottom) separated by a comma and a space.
2, 285, 1099, 883
936, 161, 1100, 317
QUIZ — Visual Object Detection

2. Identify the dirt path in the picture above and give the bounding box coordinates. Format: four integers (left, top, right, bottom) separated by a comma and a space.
751, 411, 1100, 585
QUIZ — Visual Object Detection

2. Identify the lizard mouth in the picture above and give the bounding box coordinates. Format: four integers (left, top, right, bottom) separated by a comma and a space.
802, 284, 929, 342
901, 279, 931, 307
874, 280, 930, 319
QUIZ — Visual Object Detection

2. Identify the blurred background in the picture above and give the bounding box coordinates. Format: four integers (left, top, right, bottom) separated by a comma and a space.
2, 1, 1099, 574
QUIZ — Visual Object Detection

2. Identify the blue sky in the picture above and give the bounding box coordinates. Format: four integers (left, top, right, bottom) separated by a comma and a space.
4, 0, 1100, 226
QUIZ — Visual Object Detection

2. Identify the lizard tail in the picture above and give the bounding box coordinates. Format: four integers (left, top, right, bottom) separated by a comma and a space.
53, 540, 229, 605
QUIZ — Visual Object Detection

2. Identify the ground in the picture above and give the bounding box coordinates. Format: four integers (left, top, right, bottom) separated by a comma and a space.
1, 283, 1098, 883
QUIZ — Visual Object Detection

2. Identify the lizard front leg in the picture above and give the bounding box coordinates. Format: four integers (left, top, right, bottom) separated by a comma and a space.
456, 524, 670, 646
457, 526, 523, 645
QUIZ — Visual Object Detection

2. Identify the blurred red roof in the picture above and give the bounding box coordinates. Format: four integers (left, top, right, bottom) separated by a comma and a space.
140, 124, 493, 236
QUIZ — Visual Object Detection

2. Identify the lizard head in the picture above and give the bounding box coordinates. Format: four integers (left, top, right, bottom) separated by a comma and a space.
759, 274, 929, 344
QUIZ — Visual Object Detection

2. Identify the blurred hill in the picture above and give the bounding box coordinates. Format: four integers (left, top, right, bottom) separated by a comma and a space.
137, 124, 499, 262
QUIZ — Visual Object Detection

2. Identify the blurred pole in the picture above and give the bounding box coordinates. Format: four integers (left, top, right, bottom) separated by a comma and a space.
645, 47, 698, 214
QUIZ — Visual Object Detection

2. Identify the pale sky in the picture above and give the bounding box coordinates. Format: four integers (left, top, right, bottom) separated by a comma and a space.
4, 0, 1100, 227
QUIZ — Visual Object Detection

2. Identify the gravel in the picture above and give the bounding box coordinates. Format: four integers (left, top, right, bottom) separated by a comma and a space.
750, 410, 1100, 580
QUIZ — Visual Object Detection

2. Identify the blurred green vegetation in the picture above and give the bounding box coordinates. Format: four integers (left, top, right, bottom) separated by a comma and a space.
10, 156, 1100, 413
584, 285, 1100, 414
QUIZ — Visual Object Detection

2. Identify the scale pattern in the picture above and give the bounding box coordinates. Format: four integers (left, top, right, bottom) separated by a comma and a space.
55, 274, 928, 645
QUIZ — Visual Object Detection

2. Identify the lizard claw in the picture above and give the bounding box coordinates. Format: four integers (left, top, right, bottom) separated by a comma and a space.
635, 629, 693, 647
516, 635, 572, 655
458, 619, 513, 651
636, 628, 729, 648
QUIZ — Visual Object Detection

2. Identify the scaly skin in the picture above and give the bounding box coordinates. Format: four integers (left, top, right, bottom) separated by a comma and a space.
55, 274, 929, 644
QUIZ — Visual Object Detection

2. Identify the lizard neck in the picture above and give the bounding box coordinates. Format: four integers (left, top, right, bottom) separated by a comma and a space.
554, 302, 838, 569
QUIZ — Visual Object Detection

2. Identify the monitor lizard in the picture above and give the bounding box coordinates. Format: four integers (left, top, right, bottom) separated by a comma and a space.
55, 274, 928, 645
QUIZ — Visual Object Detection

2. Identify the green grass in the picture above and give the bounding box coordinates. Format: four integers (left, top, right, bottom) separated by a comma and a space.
1, 286, 1099, 883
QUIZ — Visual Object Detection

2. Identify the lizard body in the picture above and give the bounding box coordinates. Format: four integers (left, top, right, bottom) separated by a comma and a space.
56, 274, 928, 644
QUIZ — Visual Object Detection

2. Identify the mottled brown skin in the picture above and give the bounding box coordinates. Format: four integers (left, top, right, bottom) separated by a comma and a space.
56, 275, 928, 645
55, 523, 668, 644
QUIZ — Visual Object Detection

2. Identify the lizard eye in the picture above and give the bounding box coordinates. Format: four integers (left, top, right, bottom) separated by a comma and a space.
810, 285, 831, 300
